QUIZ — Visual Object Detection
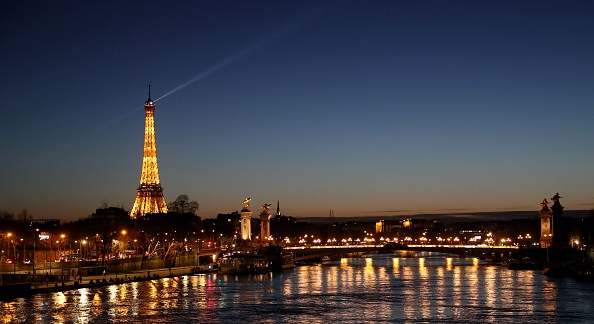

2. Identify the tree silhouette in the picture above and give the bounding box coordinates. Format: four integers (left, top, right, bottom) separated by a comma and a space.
167, 195, 199, 214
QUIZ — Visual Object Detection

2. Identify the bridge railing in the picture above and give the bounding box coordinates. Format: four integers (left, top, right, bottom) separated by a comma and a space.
285, 245, 384, 250
406, 244, 518, 249
285, 244, 518, 250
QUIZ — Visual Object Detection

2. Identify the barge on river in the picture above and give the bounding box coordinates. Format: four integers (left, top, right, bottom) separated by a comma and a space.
218, 246, 295, 274
218, 252, 270, 275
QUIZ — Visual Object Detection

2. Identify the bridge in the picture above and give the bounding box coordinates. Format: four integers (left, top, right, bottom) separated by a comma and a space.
285, 244, 519, 262
197, 244, 520, 263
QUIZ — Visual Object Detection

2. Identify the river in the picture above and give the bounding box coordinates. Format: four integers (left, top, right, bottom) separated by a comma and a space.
2, 255, 593, 323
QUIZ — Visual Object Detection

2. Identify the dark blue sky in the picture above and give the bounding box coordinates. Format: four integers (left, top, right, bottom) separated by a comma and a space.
2, 1, 593, 221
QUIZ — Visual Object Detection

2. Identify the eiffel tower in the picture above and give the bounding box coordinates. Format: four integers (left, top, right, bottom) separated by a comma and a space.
130, 86, 168, 218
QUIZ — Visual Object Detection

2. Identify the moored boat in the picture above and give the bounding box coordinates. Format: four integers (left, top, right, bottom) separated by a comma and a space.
507, 257, 538, 270
218, 252, 269, 275
258, 246, 295, 271
270, 253, 295, 271
192, 262, 219, 274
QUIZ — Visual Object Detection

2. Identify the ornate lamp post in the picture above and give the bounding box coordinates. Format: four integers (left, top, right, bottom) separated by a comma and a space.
82, 240, 87, 260
7, 233, 15, 273
121, 230, 127, 259
60, 234, 65, 261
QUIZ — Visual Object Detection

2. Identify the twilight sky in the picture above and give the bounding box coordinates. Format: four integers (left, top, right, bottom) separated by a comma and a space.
1, 1, 593, 221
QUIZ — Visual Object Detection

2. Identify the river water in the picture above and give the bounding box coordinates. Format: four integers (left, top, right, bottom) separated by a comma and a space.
2, 255, 594, 323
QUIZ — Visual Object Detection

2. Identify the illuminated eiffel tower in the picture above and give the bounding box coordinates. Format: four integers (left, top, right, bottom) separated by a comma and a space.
130, 86, 168, 218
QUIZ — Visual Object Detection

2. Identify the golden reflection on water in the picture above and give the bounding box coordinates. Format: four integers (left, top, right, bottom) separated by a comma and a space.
452, 264, 462, 309
87, 291, 104, 319
1, 299, 22, 323
364, 258, 375, 281
164, 277, 181, 309
195, 275, 209, 309
108, 284, 118, 303
128, 281, 140, 317
79, 287, 89, 304
146, 279, 160, 317
365, 257, 373, 268
435, 265, 445, 313
507, 269, 540, 311
328, 264, 339, 290
419, 258, 431, 319
465, 263, 479, 308
416, 257, 432, 318
377, 262, 389, 283
71, 287, 91, 323
52, 292, 67, 306
307, 266, 323, 293
484, 266, 497, 310
418, 258, 427, 277
189, 274, 219, 310
107, 284, 131, 318
527, 272, 537, 313
543, 278, 558, 312
400, 258, 432, 319
119, 282, 128, 301
92, 291, 101, 304
401, 260, 414, 318
162, 277, 172, 288
148, 279, 158, 299
49, 292, 67, 324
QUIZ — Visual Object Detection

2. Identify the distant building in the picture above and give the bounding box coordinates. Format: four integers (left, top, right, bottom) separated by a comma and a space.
27, 218, 61, 229
92, 207, 130, 222
375, 220, 403, 233
216, 212, 241, 237
376, 218, 443, 235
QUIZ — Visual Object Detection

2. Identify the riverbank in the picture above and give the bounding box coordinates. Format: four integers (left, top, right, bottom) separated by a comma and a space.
1, 265, 199, 300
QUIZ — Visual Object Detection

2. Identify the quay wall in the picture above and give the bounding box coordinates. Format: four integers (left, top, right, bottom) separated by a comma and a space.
1, 251, 212, 284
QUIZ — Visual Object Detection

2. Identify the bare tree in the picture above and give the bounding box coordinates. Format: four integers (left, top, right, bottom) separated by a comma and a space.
0, 210, 14, 221
168, 195, 199, 214
98, 200, 108, 209
164, 241, 183, 268
136, 229, 161, 269
17, 209, 32, 221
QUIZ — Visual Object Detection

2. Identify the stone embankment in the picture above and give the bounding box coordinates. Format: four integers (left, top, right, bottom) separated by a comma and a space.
1, 265, 199, 300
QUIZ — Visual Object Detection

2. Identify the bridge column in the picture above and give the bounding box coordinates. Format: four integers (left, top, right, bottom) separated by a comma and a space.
540, 208, 552, 248
240, 209, 252, 241
260, 210, 271, 245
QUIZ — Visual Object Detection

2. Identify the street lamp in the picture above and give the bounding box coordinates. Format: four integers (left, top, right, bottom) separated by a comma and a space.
82, 240, 87, 260
60, 234, 65, 260
6, 233, 12, 260
120, 230, 128, 259
7, 233, 15, 273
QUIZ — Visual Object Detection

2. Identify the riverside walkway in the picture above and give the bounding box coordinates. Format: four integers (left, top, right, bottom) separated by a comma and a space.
1, 265, 199, 299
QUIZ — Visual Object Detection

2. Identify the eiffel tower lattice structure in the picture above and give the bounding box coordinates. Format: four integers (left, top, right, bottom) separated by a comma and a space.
130, 86, 168, 218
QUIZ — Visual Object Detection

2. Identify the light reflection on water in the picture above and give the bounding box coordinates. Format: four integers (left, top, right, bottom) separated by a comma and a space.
2, 257, 594, 323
